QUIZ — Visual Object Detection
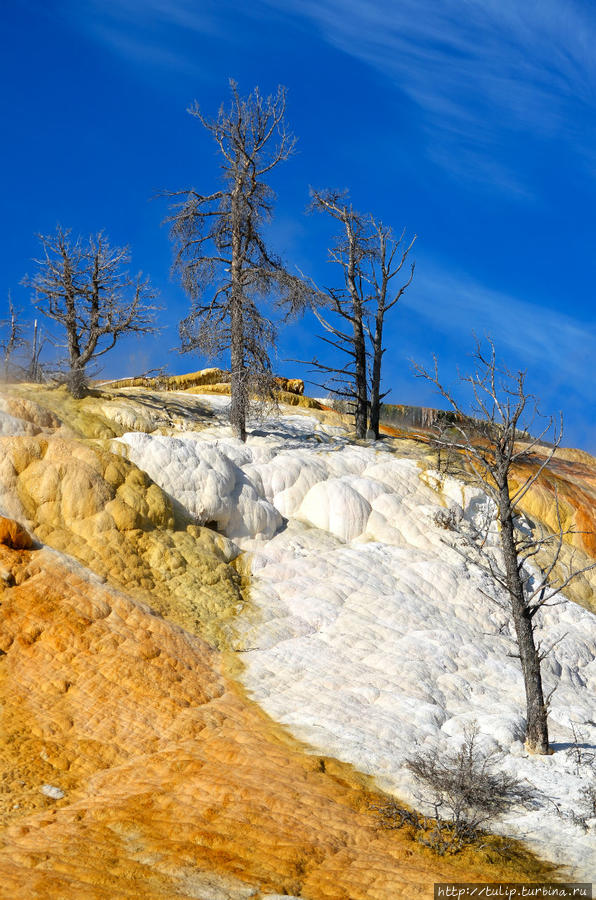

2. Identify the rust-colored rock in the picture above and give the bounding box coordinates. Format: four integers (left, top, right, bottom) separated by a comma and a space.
274, 376, 305, 395
0, 518, 32, 550
0, 544, 551, 899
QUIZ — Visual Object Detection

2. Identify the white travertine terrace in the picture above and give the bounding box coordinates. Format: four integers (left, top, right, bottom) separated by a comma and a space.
117, 400, 596, 880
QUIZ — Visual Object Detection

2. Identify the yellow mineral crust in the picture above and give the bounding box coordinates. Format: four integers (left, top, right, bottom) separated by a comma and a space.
101, 368, 306, 398
3, 383, 221, 439
183, 382, 323, 410
0, 430, 242, 646
0, 395, 62, 433
510, 448, 596, 610
0, 541, 552, 899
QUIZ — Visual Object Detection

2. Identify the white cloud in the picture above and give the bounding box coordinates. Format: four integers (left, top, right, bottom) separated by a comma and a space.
279, 0, 596, 127
66, 0, 596, 187
402, 263, 595, 402
63, 0, 225, 71
263, 0, 596, 186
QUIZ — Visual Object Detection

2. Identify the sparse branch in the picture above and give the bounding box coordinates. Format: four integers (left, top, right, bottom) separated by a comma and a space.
0, 292, 27, 380
413, 339, 584, 756
308, 188, 390, 438
166, 81, 309, 441
25, 227, 160, 397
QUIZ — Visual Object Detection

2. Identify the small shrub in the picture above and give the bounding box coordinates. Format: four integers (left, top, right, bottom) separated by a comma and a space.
565, 722, 596, 774
326, 394, 352, 415
403, 726, 536, 854
580, 782, 596, 820
432, 507, 462, 531
563, 724, 596, 829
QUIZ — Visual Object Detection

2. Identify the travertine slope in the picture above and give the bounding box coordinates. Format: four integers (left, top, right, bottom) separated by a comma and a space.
0, 531, 550, 899
114, 407, 596, 879
0, 381, 591, 897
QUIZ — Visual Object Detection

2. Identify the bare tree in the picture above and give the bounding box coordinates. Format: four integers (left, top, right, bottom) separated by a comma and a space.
308, 189, 371, 439
25, 227, 159, 398
0, 297, 51, 383
166, 81, 312, 442
414, 340, 595, 755
308, 193, 416, 440
26, 318, 46, 383
0, 292, 26, 380
367, 222, 416, 439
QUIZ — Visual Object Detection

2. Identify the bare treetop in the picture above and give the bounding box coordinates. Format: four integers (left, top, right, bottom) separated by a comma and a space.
308, 189, 373, 272
25, 226, 160, 397
166, 81, 313, 441
193, 81, 297, 179
414, 340, 563, 501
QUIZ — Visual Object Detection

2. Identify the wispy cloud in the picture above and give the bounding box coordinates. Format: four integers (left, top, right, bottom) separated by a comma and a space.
64, 0, 596, 189
78, 0, 222, 33
403, 263, 595, 404
62, 0, 226, 71
263, 0, 596, 188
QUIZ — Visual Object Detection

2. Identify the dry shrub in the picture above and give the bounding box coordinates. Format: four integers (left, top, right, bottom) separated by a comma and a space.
432, 507, 462, 531
376, 727, 536, 856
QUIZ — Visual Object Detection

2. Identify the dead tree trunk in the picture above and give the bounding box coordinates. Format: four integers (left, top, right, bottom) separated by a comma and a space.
229, 300, 246, 441
498, 485, 549, 754
346, 225, 369, 439
368, 307, 384, 439
367, 224, 416, 440
308, 189, 371, 439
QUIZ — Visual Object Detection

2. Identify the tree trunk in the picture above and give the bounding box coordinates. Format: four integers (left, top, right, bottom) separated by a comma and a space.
230, 288, 246, 442
353, 307, 368, 440
499, 487, 549, 754
30, 319, 39, 382
369, 310, 384, 440
68, 362, 87, 399
229, 181, 246, 442
344, 217, 368, 440
354, 345, 368, 438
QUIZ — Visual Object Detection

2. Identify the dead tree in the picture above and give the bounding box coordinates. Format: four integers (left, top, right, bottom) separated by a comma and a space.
414, 340, 595, 755
25, 227, 159, 398
27, 318, 44, 382
367, 221, 416, 439
308, 189, 372, 439
308, 194, 416, 440
166, 81, 311, 442
0, 292, 25, 380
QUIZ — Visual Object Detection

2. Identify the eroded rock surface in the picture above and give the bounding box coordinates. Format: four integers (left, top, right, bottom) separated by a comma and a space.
0, 381, 591, 897
0, 539, 545, 899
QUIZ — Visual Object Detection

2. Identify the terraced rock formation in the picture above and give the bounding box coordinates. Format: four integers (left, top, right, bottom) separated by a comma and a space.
0, 379, 592, 897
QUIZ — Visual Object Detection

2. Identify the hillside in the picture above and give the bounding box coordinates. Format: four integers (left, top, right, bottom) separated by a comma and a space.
0, 379, 594, 898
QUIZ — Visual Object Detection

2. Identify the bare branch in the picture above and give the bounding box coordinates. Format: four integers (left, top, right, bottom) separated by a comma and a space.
25, 227, 160, 397
413, 339, 580, 755
166, 81, 312, 441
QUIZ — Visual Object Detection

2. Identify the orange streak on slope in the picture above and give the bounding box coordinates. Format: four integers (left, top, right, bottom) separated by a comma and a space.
0, 542, 552, 899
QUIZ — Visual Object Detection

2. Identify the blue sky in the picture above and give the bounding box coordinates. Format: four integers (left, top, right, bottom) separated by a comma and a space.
2, 0, 595, 450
